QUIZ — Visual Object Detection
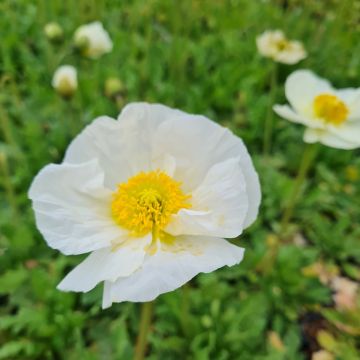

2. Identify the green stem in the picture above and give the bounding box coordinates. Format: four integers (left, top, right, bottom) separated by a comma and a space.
0, 97, 26, 166
181, 283, 190, 337
133, 301, 154, 360
0, 152, 18, 218
280, 143, 318, 233
0, 103, 16, 149
263, 63, 278, 155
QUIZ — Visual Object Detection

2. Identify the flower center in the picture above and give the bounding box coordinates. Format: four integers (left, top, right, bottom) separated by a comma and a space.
276, 39, 290, 51
313, 93, 348, 125
111, 170, 191, 237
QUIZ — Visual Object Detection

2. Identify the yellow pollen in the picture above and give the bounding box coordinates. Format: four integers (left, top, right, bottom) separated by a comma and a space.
111, 171, 191, 237
276, 39, 290, 51
313, 93, 348, 125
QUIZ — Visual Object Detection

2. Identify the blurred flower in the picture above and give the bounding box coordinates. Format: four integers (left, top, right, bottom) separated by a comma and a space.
345, 165, 359, 181
256, 30, 307, 64
331, 276, 359, 310
312, 350, 335, 360
302, 260, 338, 285
104, 77, 125, 98
28, 103, 261, 307
74, 21, 113, 58
25, 259, 39, 269
51, 65, 77, 98
293, 232, 308, 247
274, 70, 360, 149
44, 22, 64, 42
268, 331, 285, 352
105, 77, 126, 110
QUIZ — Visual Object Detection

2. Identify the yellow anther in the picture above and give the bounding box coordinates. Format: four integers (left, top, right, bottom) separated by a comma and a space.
111, 171, 191, 238
313, 93, 348, 125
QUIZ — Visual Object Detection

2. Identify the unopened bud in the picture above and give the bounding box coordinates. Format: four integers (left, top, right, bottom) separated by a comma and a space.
44, 22, 64, 42
52, 65, 78, 98
104, 77, 124, 98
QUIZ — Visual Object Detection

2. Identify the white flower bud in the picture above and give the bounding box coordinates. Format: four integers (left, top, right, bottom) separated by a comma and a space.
44, 22, 64, 42
52, 65, 78, 98
74, 21, 113, 59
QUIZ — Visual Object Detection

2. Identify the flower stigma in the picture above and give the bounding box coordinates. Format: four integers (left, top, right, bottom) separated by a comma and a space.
313, 93, 348, 125
111, 171, 191, 240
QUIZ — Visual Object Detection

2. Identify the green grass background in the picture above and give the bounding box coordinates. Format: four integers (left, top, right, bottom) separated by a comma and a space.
1, 0, 360, 359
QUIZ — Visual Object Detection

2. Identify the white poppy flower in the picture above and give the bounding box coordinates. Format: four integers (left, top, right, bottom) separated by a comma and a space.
274, 70, 360, 149
52, 65, 78, 97
28, 103, 261, 307
74, 21, 113, 59
256, 30, 307, 65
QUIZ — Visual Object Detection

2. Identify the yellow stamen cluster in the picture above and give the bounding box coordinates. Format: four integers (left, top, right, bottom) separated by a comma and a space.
313, 93, 348, 125
111, 171, 191, 237
276, 39, 290, 51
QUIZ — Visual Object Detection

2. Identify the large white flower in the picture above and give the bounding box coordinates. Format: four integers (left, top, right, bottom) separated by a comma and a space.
74, 21, 113, 59
274, 70, 360, 149
28, 103, 261, 307
256, 30, 307, 65
52, 65, 77, 97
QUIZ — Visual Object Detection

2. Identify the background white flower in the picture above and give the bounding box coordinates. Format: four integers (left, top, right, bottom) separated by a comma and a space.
256, 30, 307, 65
274, 70, 360, 149
51, 65, 77, 97
28, 103, 261, 307
74, 21, 113, 59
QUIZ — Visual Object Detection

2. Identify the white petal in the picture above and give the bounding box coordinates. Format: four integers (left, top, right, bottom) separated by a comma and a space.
336, 88, 360, 121
304, 128, 358, 149
57, 235, 151, 292
64, 116, 133, 187
151, 110, 260, 227
303, 128, 320, 143
102, 236, 244, 306
273, 104, 324, 129
64, 115, 151, 189
28, 159, 124, 255
274, 41, 307, 65
327, 123, 360, 148
165, 158, 249, 238
285, 70, 333, 116
64, 104, 187, 189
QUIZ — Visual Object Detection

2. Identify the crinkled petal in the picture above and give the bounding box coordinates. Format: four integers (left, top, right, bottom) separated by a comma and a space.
64, 104, 189, 189
64, 115, 149, 189
285, 70, 333, 116
151, 109, 260, 227
28, 159, 124, 255
102, 236, 244, 306
165, 158, 249, 238
57, 235, 151, 292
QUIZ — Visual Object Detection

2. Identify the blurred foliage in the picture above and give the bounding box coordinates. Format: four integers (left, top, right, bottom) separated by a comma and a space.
1, 0, 360, 359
